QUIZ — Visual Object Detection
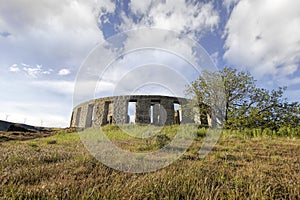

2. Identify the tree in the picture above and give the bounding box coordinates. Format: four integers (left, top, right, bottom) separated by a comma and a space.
249, 87, 300, 130
187, 67, 300, 130
220, 67, 255, 128
186, 70, 226, 127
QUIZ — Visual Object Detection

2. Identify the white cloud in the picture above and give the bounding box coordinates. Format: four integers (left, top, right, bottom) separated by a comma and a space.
0, 0, 118, 127
11, 63, 52, 78
223, 0, 240, 11
129, 0, 153, 14
224, 0, 300, 78
123, 0, 219, 40
22, 64, 42, 78
42, 70, 52, 75
9, 64, 20, 72
0, 0, 115, 71
94, 1, 220, 94
58, 68, 71, 76
102, 1, 220, 88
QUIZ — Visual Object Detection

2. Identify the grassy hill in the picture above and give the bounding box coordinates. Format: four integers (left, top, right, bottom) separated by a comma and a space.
0, 125, 299, 199
0, 120, 58, 142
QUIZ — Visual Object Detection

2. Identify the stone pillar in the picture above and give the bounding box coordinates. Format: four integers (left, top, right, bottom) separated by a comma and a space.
94, 99, 105, 126
75, 107, 81, 126
180, 101, 194, 124
160, 98, 174, 125
135, 97, 151, 124
94, 98, 114, 126
78, 105, 88, 128
113, 96, 129, 124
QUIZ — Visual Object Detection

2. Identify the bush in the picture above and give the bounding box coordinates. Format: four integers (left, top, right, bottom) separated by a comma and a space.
196, 128, 207, 138
156, 134, 171, 148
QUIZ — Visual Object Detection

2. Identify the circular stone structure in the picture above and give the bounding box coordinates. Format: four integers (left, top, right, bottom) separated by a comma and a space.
70, 95, 211, 128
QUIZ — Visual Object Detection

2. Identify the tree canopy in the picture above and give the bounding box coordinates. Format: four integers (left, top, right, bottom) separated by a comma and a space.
187, 67, 300, 130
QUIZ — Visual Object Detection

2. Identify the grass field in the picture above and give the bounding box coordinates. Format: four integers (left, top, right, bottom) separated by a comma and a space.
0, 125, 299, 199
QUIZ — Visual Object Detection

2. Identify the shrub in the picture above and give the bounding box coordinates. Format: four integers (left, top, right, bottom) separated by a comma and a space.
196, 128, 207, 138
156, 134, 171, 148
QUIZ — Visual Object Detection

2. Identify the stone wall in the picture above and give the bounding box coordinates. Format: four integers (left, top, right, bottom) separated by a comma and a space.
70, 95, 209, 128
70, 99, 95, 127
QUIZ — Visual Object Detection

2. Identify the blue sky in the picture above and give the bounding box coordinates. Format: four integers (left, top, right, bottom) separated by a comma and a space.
0, 0, 299, 127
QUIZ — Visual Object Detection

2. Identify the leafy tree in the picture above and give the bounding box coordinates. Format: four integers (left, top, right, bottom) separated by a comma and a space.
187, 67, 300, 130
220, 67, 255, 128
186, 70, 226, 127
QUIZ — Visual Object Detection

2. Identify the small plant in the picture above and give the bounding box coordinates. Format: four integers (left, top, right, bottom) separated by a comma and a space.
156, 134, 171, 148
196, 128, 207, 138
47, 140, 57, 144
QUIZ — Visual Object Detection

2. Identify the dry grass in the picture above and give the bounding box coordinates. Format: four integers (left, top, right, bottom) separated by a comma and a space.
0, 131, 53, 142
0, 126, 299, 199
0, 127, 77, 142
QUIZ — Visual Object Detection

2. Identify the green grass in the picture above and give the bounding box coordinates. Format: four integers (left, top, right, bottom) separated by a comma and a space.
0, 125, 299, 199
222, 126, 300, 138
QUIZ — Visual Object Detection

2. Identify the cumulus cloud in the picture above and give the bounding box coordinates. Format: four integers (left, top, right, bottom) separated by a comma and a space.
223, 0, 300, 80
58, 68, 71, 76
223, 0, 240, 11
9, 64, 20, 72
8, 63, 53, 77
0, 0, 115, 71
89, 1, 220, 98
10, 63, 53, 77
129, 0, 152, 14
22, 64, 53, 78
124, 0, 219, 40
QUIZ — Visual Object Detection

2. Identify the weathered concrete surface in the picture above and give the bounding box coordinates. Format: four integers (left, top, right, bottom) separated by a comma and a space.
70, 95, 209, 128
